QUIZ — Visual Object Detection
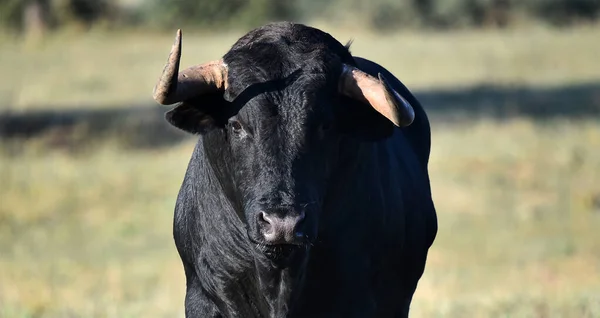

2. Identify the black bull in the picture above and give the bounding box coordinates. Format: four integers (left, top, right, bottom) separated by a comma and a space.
152, 22, 438, 318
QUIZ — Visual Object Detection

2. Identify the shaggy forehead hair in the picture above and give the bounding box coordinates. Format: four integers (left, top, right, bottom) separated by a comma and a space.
222, 22, 356, 103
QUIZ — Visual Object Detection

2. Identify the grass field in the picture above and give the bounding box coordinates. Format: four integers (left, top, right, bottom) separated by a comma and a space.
2, 24, 600, 110
1, 25, 600, 317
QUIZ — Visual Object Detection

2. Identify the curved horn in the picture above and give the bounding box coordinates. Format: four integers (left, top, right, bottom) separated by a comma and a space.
338, 64, 414, 127
153, 29, 228, 105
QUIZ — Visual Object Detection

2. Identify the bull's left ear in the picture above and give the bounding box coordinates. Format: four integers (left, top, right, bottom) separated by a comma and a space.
164, 93, 231, 135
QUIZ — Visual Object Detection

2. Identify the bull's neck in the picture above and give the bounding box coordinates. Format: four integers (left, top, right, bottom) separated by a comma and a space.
254, 258, 308, 318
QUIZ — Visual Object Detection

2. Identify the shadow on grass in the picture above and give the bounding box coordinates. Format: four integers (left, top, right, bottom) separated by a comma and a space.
0, 104, 187, 151
1, 82, 599, 150
418, 82, 600, 123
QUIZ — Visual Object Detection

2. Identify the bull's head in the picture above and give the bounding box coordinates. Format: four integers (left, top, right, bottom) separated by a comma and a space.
153, 27, 414, 264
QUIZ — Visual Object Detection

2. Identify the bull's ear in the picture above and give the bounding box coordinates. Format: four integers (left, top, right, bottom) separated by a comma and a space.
164, 93, 230, 135
336, 55, 416, 141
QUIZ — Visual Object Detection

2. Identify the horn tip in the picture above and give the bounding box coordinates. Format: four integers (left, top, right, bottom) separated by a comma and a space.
377, 72, 388, 85
378, 72, 415, 127
170, 29, 182, 49
175, 29, 182, 45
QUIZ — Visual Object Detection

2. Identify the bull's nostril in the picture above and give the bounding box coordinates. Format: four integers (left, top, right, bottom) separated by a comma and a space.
257, 210, 306, 245
296, 211, 306, 224
258, 211, 269, 224
294, 214, 305, 233
258, 211, 274, 234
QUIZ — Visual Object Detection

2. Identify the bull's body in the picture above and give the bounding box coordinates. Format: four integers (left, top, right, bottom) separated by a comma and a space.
154, 22, 437, 318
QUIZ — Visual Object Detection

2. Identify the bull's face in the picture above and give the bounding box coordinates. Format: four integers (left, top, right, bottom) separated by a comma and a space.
152, 28, 415, 263
224, 79, 338, 252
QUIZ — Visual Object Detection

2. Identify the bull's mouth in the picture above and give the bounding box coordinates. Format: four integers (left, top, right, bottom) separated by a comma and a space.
250, 238, 309, 265
261, 244, 302, 260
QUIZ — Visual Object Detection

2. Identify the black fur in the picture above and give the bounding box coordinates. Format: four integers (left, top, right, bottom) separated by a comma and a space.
166, 22, 437, 318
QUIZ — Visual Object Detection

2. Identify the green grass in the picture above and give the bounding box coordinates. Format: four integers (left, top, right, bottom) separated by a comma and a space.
1, 25, 600, 110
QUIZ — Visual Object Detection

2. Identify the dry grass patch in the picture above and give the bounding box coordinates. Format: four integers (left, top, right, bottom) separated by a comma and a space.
1, 118, 599, 316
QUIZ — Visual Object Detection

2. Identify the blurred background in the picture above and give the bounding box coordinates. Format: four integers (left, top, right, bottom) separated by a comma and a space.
1, 0, 600, 317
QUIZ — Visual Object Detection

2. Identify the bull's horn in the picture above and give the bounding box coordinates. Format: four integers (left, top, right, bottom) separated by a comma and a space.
338, 64, 414, 127
153, 29, 228, 105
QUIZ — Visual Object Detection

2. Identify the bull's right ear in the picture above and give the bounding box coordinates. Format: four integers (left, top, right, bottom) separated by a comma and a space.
164, 93, 231, 135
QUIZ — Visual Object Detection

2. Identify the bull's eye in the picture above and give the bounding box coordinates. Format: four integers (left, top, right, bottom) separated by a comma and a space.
316, 121, 332, 139
231, 120, 243, 131
228, 119, 246, 136
321, 122, 332, 132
